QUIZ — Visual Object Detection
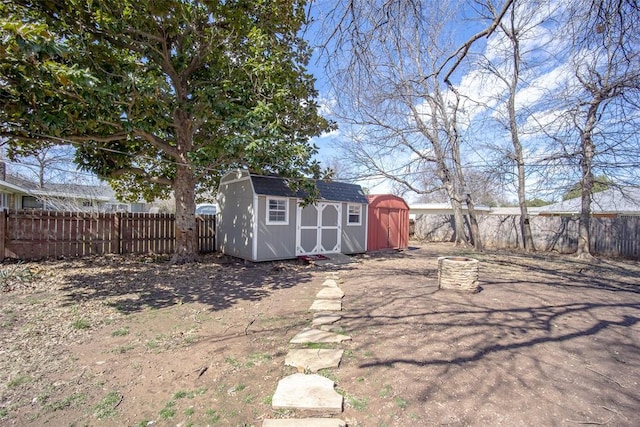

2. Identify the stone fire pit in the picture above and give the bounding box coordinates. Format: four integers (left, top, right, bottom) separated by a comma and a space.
437, 256, 480, 293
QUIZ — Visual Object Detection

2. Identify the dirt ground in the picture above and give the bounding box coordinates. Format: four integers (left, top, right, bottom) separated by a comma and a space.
1, 242, 639, 426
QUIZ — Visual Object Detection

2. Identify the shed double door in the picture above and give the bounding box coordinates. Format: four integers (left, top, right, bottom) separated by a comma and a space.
296, 202, 342, 256
376, 208, 402, 249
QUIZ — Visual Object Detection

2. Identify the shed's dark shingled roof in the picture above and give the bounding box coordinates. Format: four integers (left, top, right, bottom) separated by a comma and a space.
250, 175, 368, 204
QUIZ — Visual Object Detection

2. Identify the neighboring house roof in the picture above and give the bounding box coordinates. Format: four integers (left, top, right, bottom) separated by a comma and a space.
33, 182, 115, 201
1, 173, 116, 202
539, 186, 640, 215
488, 206, 546, 215
409, 203, 492, 215
250, 174, 369, 204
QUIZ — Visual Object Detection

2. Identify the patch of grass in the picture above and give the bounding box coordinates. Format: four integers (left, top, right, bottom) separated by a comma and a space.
242, 394, 256, 404
379, 384, 392, 398
173, 390, 189, 399
346, 394, 368, 411
246, 352, 272, 367
46, 392, 86, 411
72, 318, 90, 330
317, 369, 339, 382
225, 356, 241, 368
37, 390, 51, 405
145, 340, 159, 350
111, 327, 129, 337
159, 400, 176, 419
303, 342, 333, 350
234, 383, 246, 392
395, 396, 409, 409
205, 409, 220, 423
0, 408, 8, 418
135, 420, 151, 427
356, 376, 366, 382
112, 344, 135, 354
184, 406, 195, 417
262, 395, 273, 405
94, 391, 121, 419
183, 334, 198, 344
363, 350, 374, 358
172, 387, 206, 399
7, 375, 30, 388
343, 349, 356, 359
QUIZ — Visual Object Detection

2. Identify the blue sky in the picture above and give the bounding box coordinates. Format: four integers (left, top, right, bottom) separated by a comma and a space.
303, 0, 499, 196
301, 0, 611, 202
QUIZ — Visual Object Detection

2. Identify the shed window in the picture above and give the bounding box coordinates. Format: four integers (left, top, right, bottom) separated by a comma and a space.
348, 204, 362, 225
267, 197, 288, 225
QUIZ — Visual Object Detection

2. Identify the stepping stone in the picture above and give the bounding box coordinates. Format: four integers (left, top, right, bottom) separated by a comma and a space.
312, 313, 341, 327
263, 419, 346, 427
315, 287, 344, 300
322, 279, 339, 287
309, 299, 341, 311
290, 328, 351, 344
285, 349, 344, 372
272, 373, 343, 412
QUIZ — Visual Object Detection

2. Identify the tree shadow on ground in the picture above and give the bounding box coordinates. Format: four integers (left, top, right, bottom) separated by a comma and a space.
57, 254, 317, 313
337, 248, 640, 425
480, 254, 640, 294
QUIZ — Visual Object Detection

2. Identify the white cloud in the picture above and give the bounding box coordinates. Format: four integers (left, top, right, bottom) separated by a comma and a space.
317, 128, 341, 139
318, 94, 338, 117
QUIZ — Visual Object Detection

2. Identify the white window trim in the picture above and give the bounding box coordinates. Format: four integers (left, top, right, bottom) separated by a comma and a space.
347, 203, 362, 226
266, 197, 289, 225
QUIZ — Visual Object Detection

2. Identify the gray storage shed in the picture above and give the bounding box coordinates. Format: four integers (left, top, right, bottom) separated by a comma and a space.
216, 170, 369, 262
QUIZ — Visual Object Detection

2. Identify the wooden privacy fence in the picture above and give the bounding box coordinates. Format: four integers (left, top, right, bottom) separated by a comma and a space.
0, 210, 216, 260
591, 215, 640, 259
414, 213, 640, 260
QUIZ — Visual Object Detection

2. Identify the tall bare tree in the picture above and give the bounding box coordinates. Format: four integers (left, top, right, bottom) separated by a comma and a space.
471, 0, 560, 251
563, 0, 640, 257
7, 145, 77, 188
322, 1, 484, 247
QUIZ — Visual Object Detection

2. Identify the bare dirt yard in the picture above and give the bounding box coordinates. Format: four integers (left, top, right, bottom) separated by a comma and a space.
1, 242, 639, 426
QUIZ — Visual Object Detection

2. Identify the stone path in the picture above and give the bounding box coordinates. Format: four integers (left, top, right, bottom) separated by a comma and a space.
263, 273, 348, 425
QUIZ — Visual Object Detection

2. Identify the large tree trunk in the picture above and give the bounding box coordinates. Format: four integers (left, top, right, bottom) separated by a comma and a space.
172, 164, 198, 264
504, 17, 535, 253
576, 101, 599, 259
517, 161, 535, 252
577, 173, 592, 258
464, 193, 483, 251
576, 134, 595, 258
443, 179, 468, 246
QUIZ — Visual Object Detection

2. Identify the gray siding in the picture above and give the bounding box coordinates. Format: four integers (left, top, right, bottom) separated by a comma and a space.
341, 202, 367, 254
218, 170, 369, 261
217, 177, 255, 260
255, 196, 297, 261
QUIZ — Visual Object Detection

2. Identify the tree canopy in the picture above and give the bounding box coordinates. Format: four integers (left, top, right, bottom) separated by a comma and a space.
1, 0, 331, 262
562, 176, 613, 201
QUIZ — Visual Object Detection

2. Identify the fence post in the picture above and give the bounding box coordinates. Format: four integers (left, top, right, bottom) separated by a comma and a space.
114, 212, 122, 254
0, 210, 5, 260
